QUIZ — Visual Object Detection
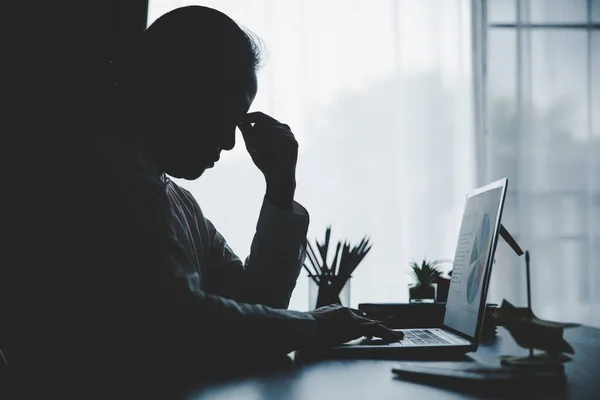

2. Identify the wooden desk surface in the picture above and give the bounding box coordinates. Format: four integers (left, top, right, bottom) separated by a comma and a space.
181, 326, 600, 400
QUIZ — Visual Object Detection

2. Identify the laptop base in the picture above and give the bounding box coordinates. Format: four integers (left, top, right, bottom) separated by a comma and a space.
295, 339, 473, 362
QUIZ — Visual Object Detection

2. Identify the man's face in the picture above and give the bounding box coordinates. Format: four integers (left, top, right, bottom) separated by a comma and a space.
148, 69, 258, 180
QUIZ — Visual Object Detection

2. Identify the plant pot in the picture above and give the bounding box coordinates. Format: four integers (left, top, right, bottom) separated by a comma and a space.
435, 277, 451, 303
308, 275, 351, 310
409, 284, 436, 303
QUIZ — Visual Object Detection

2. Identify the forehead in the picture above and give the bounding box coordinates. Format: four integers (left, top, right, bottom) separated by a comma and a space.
182, 65, 257, 113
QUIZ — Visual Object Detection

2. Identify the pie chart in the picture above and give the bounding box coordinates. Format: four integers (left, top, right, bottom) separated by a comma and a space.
466, 214, 491, 303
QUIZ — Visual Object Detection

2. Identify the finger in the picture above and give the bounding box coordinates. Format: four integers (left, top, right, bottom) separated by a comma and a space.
348, 308, 367, 318
240, 114, 295, 144
253, 125, 294, 139
321, 304, 344, 311
361, 322, 404, 342
244, 111, 280, 125
239, 120, 292, 142
238, 122, 259, 151
237, 121, 253, 135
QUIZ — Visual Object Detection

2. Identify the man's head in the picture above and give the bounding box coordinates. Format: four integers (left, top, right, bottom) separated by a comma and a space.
120, 6, 261, 179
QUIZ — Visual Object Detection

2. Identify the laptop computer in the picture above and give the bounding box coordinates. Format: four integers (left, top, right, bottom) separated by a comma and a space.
302, 178, 508, 359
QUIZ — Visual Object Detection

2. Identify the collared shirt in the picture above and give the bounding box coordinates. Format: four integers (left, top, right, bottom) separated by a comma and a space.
64, 114, 318, 365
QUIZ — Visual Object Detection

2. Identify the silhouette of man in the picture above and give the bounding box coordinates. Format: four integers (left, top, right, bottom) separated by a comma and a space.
14, 5, 401, 385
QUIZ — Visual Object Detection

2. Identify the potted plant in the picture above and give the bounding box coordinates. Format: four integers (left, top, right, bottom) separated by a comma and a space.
408, 259, 449, 302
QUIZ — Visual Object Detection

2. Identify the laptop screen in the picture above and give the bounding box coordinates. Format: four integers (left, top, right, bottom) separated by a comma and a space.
443, 179, 506, 340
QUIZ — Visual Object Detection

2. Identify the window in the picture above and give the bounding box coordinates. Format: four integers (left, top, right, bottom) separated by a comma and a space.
147, 0, 475, 311
480, 0, 600, 327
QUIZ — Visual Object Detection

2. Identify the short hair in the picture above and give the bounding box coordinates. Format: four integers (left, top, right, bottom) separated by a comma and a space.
122, 6, 263, 92
238, 26, 264, 73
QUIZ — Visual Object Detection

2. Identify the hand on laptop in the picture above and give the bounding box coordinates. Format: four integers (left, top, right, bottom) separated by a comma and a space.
306, 304, 404, 346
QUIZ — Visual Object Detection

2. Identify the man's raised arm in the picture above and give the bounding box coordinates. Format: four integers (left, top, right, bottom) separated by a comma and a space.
201, 195, 309, 308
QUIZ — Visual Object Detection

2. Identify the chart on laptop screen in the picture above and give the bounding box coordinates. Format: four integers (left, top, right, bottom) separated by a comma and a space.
444, 187, 503, 338
466, 212, 491, 304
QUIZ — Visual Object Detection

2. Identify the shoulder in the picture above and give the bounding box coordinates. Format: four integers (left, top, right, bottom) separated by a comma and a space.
166, 180, 205, 216
167, 179, 193, 199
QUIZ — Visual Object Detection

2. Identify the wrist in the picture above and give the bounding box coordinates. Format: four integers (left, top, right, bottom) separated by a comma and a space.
266, 180, 296, 210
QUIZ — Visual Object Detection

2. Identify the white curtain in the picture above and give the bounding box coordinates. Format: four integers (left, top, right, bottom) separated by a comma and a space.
482, 0, 600, 327
147, 0, 475, 312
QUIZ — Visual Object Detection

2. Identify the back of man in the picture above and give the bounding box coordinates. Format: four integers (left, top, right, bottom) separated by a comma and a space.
56, 110, 320, 380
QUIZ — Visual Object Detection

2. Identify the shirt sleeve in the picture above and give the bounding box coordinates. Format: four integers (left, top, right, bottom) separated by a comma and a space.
204, 197, 309, 309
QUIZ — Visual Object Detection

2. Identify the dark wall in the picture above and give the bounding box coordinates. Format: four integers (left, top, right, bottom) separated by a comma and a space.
10, 1, 148, 118
76, 0, 149, 95
2, 1, 149, 373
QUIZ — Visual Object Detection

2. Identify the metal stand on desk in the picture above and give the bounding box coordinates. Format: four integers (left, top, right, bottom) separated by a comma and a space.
494, 225, 579, 369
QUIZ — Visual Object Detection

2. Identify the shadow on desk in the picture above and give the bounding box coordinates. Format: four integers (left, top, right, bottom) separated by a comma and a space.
390, 374, 568, 399
1, 353, 295, 399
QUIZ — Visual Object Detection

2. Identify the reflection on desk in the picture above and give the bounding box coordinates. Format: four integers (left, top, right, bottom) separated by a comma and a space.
182, 326, 600, 400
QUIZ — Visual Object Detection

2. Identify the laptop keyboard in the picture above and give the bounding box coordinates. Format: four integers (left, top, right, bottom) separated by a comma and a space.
402, 329, 450, 345
362, 329, 453, 346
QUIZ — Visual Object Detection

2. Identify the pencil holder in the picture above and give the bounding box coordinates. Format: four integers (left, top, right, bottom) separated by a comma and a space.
308, 275, 351, 310
303, 225, 371, 310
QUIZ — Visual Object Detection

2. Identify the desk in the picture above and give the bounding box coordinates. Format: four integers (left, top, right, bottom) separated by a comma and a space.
180, 326, 600, 400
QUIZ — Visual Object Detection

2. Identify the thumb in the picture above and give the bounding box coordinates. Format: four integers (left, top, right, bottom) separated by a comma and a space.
237, 121, 252, 136
238, 121, 252, 139
238, 122, 257, 151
